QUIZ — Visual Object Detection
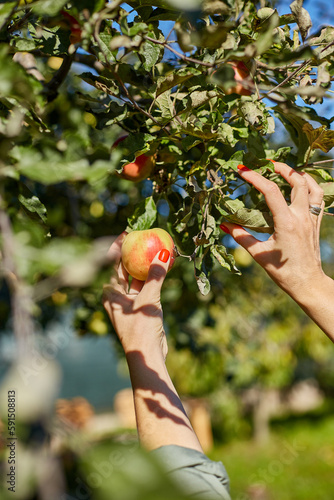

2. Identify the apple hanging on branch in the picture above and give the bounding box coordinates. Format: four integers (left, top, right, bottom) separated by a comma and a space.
113, 136, 155, 182
121, 229, 177, 281
211, 61, 254, 96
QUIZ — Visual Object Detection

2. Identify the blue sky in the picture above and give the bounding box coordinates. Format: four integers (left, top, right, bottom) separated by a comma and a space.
276, 0, 334, 31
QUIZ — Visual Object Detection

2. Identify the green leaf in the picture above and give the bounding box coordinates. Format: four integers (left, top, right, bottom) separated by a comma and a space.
217, 123, 237, 146
10, 38, 37, 52
17, 153, 115, 185
142, 34, 162, 71
319, 182, 334, 208
0, 2, 18, 32
78, 72, 119, 96
29, 23, 70, 56
156, 91, 174, 120
94, 102, 129, 129
33, 0, 68, 16
18, 194, 47, 222
303, 124, 334, 154
0, 166, 19, 180
195, 271, 211, 295
98, 28, 117, 63
290, 0, 312, 42
188, 90, 218, 110
128, 22, 148, 37
191, 24, 228, 49
127, 197, 157, 231
166, 0, 202, 11
202, 0, 230, 15
181, 136, 202, 152
274, 110, 310, 164
147, 7, 180, 21
205, 214, 216, 239
238, 100, 275, 135
117, 133, 156, 166
155, 68, 201, 98
222, 199, 274, 233
211, 244, 240, 274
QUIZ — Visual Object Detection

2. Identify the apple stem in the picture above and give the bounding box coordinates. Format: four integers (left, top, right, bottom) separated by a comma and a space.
174, 246, 198, 262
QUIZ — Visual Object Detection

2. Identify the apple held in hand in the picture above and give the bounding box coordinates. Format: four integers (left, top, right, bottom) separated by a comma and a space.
113, 136, 155, 182
121, 229, 176, 281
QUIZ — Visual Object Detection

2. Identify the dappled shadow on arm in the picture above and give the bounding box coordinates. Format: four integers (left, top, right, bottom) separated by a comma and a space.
234, 231, 288, 273
126, 350, 192, 430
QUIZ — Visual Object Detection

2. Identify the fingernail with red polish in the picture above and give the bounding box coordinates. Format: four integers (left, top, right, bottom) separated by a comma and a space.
220, 224, 230, 234
266, 159, 276, 163
159, 249, 170, 263
237, 164, 250, 172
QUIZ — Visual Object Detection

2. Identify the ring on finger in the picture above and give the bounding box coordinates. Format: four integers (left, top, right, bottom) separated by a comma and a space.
309, 204, 322, 216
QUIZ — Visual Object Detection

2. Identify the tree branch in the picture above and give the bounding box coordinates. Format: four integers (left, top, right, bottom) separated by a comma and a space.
13, 52, 45, 82
307, 159, 334, 167
260, 39, 334, 101
0, 193, 33, 357
44, 54, 75, 102
144, 35, 216, 68
7, 8, 32, 33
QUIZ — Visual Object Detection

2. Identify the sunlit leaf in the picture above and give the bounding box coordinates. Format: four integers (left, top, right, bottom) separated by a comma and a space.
18, 194, 47, 222
303, 123, 334, 154
290, 0, 312, 41
127, 197, 157, 231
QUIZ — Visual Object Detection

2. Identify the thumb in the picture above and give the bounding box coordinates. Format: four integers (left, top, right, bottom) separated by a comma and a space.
141, 249, 170, 302
220, 222, 262, 259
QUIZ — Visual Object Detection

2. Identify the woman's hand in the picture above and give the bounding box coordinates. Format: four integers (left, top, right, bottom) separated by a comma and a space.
220, 162, 325, 296
103, 234, 204, 452
102, 232, 171, 359
220, 162, 334, 342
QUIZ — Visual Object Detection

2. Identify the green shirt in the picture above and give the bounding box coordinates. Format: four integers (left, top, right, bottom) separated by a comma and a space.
152, 445, 231, 500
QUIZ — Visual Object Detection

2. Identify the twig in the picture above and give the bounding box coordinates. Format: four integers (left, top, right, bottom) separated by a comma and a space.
260, 39, 334, 101
73, 52, 105, 73
13, 52, 45, 82
259, 61, 309, 100
44, 54, 75, 102
113, 68, 172, 135
164, 22, 177, 44
144, 36, 215, 68
0, 1, 19, 31
7, 8, 32, 33
91, 11, 171, 136
307, 159, 334, 167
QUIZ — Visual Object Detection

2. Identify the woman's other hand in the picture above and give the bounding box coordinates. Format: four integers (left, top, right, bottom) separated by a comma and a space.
103, 232, 171, 359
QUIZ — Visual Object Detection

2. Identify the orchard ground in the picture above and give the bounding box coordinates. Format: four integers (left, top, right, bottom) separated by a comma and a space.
209, 414, 334, 500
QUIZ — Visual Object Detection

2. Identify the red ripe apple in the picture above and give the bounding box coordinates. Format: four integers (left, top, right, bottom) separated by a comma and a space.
121, 229, 176, 281
113, 136, 155, 182
225, 61, 253, 96
60, 10, 82, 44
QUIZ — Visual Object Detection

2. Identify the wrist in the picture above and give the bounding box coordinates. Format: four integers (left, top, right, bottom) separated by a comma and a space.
286, 270, 331, 305
125, 343, 166, 370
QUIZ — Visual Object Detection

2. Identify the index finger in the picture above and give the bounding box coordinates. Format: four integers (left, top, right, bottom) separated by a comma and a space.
237, 165, 290, 226
107, 232, 127, 266
107, 232, 128, 289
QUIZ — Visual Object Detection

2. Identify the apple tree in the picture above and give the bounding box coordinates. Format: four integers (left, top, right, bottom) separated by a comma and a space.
1, 0, 334, 428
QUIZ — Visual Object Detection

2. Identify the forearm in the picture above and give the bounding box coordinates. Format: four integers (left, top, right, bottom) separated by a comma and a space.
126, 348, 203, 452
287, 273, 334, 343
